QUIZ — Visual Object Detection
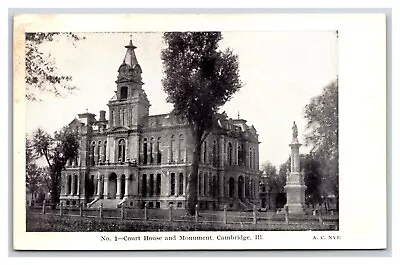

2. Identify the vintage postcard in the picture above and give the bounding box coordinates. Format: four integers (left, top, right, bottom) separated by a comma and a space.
13, 13, 386, 250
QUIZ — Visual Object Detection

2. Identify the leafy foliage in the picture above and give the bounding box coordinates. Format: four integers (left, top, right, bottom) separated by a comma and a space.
161, 32, 242, 214
261, 161, 285, 193
300, 154, 323, 206
26, 138, 39, 195
31, 127, 79, 207
304, 80, 338, 207
25, 32, 84, 100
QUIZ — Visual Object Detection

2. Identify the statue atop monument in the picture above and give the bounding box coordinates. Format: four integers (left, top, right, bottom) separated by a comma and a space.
292, 121, 298, 139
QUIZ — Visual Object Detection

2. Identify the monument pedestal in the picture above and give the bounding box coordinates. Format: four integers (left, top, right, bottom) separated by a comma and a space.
284, 180, 307, 215
284, 122, 307, 215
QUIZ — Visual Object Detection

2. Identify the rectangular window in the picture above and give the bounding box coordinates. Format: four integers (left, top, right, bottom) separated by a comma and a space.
141, 174, 147, 197
156, 174, 161, 196
149, 174, 154, 196
121, 87, 128, 100
198, 174, 202, 196
179, 173, 184, 195
170, 173, 175, 196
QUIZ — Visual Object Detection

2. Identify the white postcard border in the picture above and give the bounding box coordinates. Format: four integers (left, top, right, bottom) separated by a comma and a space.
13, 13, 387, 250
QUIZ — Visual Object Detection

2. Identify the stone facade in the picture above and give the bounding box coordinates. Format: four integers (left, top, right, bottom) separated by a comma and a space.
60, 40, 261, 210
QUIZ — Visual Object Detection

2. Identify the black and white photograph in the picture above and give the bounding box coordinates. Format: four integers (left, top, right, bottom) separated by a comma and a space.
13, 14, 386, 250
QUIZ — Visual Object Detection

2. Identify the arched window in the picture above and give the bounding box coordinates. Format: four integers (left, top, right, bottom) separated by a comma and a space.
245, 176, 249, 198
238, 143, 243, 166
97, 141, 101, 163
150, 138, 155, 164
103, 141, 107, 162
157, 137, 162, 164
212, 140, 218, 167
203, 141, 207, 164
179, 134, 184, 162
170, 135, 176, 163
238, 176, 244, 199
143, 138, 148, 164
90, 142, 95, 166
228, 142, 233, 166
118, 139, 126, 162
229, 177, 235, 198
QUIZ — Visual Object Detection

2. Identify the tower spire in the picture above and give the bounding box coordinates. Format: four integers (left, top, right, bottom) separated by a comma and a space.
123, 36, 138, 68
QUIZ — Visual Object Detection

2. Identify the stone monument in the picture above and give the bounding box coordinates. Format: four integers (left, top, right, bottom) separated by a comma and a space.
284, 121, 307, 214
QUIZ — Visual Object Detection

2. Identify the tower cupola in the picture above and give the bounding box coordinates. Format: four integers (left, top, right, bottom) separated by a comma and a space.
108, 37, 150, 129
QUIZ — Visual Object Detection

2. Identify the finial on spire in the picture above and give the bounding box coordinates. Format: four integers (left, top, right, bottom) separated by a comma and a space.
238, 111, 240, 119
125, 35, 137, 49
86, 108, 88, 113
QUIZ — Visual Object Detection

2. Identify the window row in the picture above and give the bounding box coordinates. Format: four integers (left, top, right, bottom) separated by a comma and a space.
200, 139, 258, 169
89, 141, 107, 166
110, 107, 132, 127
141, 173, 162, 197
141, 135, 185, 165
197, 172, 219, 197
227, 176, 257, 199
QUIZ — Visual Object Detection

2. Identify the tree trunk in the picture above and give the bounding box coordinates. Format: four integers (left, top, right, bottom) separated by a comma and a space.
187, 132, 202, 215
50, 169, 61, 210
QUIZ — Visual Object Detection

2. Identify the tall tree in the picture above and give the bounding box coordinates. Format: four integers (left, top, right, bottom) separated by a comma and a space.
304, 80, 338, 208
25, 33, 84, 101
261, 161, 280, 191
26, 137, 39, 201
161, 32, 242, 215
300, 154, 323, 206
31, 127, 79, 208
277, 158, 290, 192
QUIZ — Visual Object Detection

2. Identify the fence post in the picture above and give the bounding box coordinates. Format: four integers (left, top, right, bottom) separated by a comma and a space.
80, 203, 83, 217
253, 205, 257, 225
121, 203, 125, 220
285, 205, 289, 225
144, 203, 148, 221
99, 203, 103, 219
318, 207, 323, 226
60, 202, 63, 216
195, 204, 199, 223
223, 205, 227, 224
169, 204, 173, 222
42, 201, 46, 214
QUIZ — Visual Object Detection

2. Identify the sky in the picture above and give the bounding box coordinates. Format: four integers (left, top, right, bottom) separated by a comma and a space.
26, 31, 338, 168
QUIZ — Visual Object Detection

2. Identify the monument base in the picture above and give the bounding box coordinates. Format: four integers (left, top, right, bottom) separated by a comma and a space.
284, 203, 306, 215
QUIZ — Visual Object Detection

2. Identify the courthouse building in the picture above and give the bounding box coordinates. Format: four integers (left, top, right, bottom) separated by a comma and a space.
60, 39, 261, 210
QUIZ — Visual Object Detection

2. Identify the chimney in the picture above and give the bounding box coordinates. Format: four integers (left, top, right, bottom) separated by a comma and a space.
99, 110, 106, 121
